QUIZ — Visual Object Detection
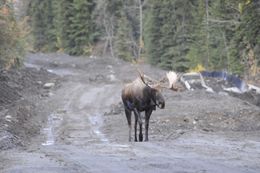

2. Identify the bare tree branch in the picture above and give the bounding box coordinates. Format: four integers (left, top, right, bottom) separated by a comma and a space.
208, 18, 240, 24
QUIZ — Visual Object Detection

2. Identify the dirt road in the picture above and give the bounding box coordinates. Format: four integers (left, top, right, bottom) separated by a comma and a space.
1, 53, 260, 173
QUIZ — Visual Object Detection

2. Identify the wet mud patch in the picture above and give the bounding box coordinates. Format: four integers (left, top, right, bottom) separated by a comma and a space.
41, 112, 64, 146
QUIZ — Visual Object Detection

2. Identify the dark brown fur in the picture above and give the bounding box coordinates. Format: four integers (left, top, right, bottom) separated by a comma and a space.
121, 78, 165, 142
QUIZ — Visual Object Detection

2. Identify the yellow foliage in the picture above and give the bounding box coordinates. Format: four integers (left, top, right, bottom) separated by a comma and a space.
56, 36, 63, 52
83, 44, 93, 55
5, 58, 15, 70
239, 0, 252, 13
189, 64, 205, 72
245, 0, 251, 5
239, 3, 243, 13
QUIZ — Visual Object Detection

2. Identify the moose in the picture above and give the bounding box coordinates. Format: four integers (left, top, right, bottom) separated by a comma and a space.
121, 70, 180, 142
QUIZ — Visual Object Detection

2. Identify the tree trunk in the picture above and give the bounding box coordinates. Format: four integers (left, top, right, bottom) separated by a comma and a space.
205, 0, 210, 68
138, 0, 143, 60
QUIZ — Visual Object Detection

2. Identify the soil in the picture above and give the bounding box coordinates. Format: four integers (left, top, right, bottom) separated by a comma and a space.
0, 66, 59, 150
0, 53, 260, 173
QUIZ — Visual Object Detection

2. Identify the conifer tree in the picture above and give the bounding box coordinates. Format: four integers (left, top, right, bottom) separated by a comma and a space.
114, 11, 133, 61
144, 0, 163, 66
186, 0, 207, 69
114, 0, 140, 61
0, 0, 24, 68
230, 0, 260, 76
187, 0, 243, 72
145, 0, 194, 71
69, 0, 96, 55
24, 0, 259, 75
28, 0, 56, 51
57, 0, 75, 54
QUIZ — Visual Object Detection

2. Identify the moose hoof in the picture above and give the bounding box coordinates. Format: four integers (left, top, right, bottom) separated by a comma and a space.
139, 135, 143, 142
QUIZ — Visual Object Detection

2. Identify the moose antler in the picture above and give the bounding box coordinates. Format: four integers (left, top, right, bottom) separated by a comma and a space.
137, 69, 159, 88
166, 71, 179, 90
137, 69, 181, 91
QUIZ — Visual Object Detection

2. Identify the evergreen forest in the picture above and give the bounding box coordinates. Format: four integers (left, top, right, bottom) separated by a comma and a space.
1, 0, 259, 77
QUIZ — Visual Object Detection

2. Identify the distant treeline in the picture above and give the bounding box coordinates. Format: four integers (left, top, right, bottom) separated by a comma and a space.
1, 0, 259, 77
0, 0, 24, 69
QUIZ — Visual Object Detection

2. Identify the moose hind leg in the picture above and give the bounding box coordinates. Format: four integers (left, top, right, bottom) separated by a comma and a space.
133, 108, 142, 142
125, 109, 132, 142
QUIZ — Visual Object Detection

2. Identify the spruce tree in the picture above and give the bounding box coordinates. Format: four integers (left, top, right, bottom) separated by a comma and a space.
186, 0, 208, 69
69, 0, 96, 55
144, 0, 164, 66
145, 0, 194, 71
114, 11, 133, 61
28, 0, 56, 51
114, 0, 140, 61
58, 0, 75, 54
230, 0, 260, 76
187, 0, 243, 72
0, 0, 24, 68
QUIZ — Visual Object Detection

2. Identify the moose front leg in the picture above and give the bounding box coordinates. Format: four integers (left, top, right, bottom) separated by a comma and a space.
133, 108, 142, 142
145, 109, 153, 141
134, 114, 138, 142
139, 122, 143, 142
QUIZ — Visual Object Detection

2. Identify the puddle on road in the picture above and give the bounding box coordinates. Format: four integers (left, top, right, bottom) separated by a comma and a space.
88, 113, 109, 143
106, 65, 118, 82
79, 85, 119, 143
25, 62, 77, 76
24, 62, 40, 70
41, 113, 63, 146
47, 69, 77, 76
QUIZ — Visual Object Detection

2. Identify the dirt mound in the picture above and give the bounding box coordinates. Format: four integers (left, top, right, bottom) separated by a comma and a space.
0, 67, 59, 150
203, 76, 260, 106
0, 67, 57, 102
182, 72, 260, 107
0, 82, 21, 107
229, 91, 260, 107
